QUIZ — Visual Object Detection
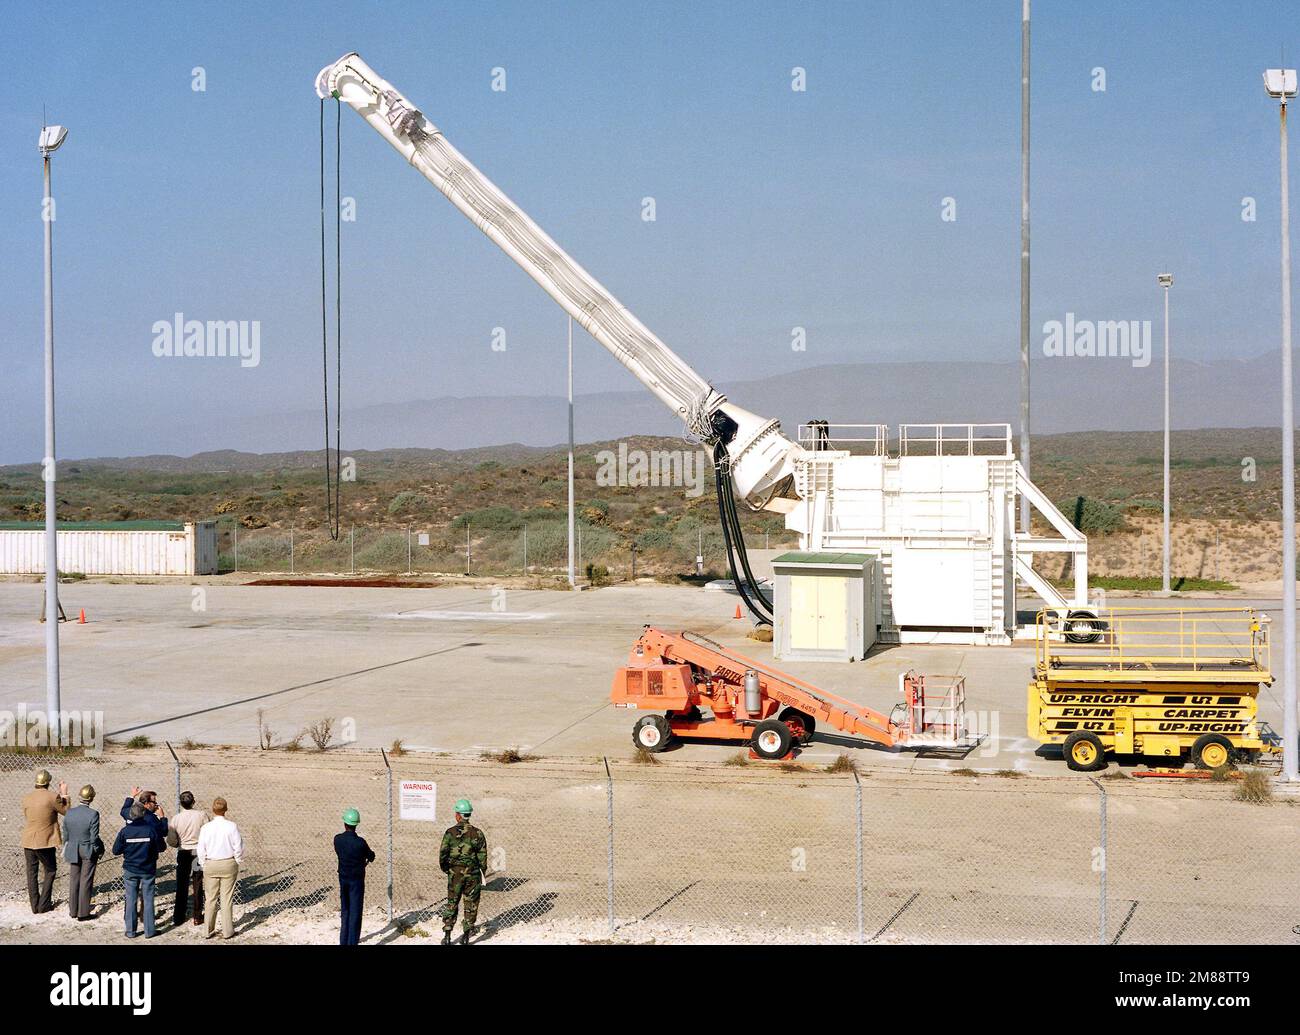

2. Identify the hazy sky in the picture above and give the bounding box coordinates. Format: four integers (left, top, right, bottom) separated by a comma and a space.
1, 1, 1296, 463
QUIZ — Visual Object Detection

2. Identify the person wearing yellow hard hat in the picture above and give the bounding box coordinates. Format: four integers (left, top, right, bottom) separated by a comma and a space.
62, 784, 103, 922
334, 807, 375, 945
20, 769, 69, 914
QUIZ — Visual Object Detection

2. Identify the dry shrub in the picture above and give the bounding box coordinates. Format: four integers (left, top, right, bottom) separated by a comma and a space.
1234, 768, 1273, 805
480, 746, 535, 764
824, 754, 858, 775
631, 747, 660, 765
307, 717, 335, 752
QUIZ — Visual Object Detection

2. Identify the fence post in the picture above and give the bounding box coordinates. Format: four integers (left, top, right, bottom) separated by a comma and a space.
1089, 776, 1107, 945
233, 523, 239, 573
290, 528, 295, 574
407, 526, 412, 576
382, 748, 394, 926
603, 756, 614, 937
852, 769, 864, 944
166, 741, 181, 810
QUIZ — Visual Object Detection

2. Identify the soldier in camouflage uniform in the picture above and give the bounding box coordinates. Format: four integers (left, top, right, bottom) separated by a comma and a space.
439, 798, 487, 945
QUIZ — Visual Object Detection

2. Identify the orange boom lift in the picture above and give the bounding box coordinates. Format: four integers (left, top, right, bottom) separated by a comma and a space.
611, 627, 979, 759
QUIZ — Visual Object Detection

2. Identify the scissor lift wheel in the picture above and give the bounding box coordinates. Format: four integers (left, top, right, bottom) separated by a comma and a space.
632, 714, 672, 753
1063, 731, 1107, 772
1191, 733, 1234, 771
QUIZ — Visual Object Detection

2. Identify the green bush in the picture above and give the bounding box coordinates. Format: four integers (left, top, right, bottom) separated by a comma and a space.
450, 506, 522, 531
635, 528, 674, 551
355, 533, 410, 569
387, 491, 429, 515
1057, 496, 1127, 535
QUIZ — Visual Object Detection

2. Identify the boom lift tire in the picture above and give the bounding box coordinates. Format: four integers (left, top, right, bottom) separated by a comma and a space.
1064, 610, 1104, 645
778, 707, 817, 745
1063, 731, 1107, 772
1191, 733, 1235, 771
633, 714, 673, 753
750, 719, 794, 760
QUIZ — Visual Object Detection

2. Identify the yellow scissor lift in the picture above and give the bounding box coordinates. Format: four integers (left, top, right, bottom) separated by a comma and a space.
1028, 607, 1280, 772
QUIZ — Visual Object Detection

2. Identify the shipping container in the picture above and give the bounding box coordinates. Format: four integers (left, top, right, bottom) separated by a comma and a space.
0, 520, 218, 576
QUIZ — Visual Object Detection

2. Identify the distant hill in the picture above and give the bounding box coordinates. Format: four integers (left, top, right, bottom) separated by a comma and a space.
3, 353, 1294, 466
241, 351, 1294, 455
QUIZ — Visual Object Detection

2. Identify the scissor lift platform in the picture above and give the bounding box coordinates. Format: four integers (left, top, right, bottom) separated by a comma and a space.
1029, 607, 1277, 771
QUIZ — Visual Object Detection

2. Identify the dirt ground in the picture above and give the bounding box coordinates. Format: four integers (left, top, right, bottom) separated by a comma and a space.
1070, 513, 1285, 585
2, 747, 1296, 946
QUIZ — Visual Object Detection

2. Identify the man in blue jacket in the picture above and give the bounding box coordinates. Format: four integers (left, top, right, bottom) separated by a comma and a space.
121, 786, 169, 838
112, 802, 170, 938
333, 807, 375, 946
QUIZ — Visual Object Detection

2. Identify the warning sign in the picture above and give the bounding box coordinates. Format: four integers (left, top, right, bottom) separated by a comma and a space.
399, 780, 438, 821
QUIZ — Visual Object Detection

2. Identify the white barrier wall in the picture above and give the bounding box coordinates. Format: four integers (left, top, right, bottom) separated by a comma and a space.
0, 522, 218, 576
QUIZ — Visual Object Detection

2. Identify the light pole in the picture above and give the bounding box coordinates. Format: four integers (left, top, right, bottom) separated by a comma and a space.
39, 124, 67, 741
1266, 67, 1298, 783
1157, 272, 1173, 595
567, 316, 576, 588
1019, 0, 1032, 534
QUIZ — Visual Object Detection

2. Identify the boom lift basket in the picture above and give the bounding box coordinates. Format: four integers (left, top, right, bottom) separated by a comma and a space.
895, 671, 971, 748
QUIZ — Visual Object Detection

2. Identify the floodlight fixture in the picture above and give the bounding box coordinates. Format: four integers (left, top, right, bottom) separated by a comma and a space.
38, 125, 67, 155
1264, 69, 1297, 100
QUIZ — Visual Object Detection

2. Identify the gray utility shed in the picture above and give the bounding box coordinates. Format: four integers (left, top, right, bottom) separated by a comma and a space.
772, 551, 879, 662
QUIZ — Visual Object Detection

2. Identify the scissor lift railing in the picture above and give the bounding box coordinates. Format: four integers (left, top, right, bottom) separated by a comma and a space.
1036, 607, 1271, 681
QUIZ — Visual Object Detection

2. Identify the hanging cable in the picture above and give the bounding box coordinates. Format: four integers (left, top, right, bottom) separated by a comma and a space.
713, 442, 772, 625
319, 98, 343, 540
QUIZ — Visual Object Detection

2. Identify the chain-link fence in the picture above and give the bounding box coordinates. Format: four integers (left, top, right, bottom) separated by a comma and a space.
214, 520, 797, 581
2, 747, 1296, 944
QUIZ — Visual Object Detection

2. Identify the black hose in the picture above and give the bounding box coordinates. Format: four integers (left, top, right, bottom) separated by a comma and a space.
721, 457, 772, 619
714, 442, 773, 619
712, 444, 773, 625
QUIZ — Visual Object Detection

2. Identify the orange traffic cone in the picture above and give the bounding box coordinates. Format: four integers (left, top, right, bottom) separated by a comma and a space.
734, 604, 742, 620
78, 609, 86, 624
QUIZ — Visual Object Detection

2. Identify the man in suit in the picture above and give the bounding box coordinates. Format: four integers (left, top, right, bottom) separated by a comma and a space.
62, 784, 103, 921
20, 769, 69, 914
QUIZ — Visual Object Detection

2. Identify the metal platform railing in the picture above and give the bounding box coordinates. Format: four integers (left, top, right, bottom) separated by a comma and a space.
899, 424, 1013, 457
796, 422, 888, 454
1036, 607, 1271, 677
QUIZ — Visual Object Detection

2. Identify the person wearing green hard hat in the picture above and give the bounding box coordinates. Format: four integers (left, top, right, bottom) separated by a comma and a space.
439, 797, 488, 945
333, 806, 375, 946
